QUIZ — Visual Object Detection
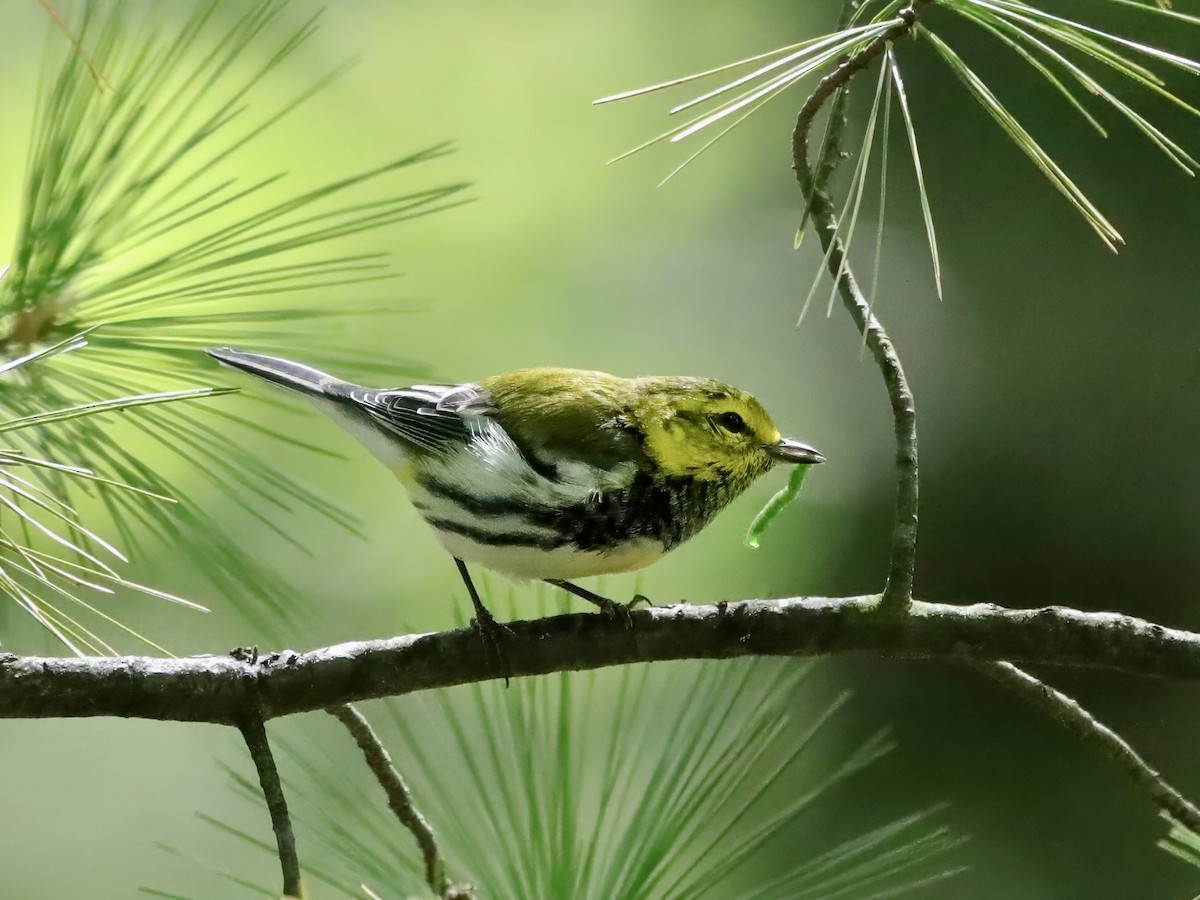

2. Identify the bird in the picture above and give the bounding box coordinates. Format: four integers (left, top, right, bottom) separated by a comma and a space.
205, 348, 824, 640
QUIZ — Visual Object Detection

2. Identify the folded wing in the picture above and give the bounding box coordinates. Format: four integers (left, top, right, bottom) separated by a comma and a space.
347, 383, 486, 455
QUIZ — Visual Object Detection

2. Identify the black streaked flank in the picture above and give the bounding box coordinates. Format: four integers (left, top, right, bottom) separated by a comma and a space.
423, 517, 571, 550
419, 471, 747, 555
417, 475, 537, 519
525, 473, 743, 552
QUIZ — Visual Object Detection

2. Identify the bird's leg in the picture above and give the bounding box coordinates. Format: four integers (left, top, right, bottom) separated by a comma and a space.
546, 579, 635, 627
454, 558, 512, 667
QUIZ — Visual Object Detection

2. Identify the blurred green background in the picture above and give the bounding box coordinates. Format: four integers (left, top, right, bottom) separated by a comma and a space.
0, 0, 1198, 896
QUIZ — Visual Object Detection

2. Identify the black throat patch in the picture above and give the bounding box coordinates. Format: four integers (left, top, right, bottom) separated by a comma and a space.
523, 471, 748, 553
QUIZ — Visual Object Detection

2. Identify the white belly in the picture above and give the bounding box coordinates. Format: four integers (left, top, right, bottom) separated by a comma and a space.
395, 416, 660, 580
433, 529, 666, 581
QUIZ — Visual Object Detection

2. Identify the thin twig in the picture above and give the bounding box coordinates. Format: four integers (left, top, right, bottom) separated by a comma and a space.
792, 1, 930, 615
239, 714, 303, 898
976, 661, 1200, 835
328, 704, 471, 899
797, 0, 858, 238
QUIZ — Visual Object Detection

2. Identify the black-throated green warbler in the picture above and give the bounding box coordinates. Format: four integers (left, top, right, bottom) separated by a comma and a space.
206, 348, 823, 632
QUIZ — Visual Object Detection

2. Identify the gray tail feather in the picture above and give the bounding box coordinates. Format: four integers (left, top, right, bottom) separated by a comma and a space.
205, 348, 359, 398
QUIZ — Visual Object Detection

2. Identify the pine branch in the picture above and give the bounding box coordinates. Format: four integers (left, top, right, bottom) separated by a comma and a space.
975, 661, 1200, 834
239, 714, 303, 898
788, 0, 1200, 845
328, 704, 472, 900
791, 0, 931, 615
3, 597, 1200, 724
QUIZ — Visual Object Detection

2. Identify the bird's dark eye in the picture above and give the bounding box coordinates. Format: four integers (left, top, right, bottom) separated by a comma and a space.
716, 411, 747, 434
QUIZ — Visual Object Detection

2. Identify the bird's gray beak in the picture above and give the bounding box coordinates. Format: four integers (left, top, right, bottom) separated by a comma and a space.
766, 437, 825, 465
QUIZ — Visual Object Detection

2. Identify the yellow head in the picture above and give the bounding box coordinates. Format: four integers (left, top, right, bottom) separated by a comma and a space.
480, 367, 823, 488
629, 376, 820, 482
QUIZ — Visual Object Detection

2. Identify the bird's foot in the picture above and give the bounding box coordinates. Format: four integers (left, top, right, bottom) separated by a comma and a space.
453, 557, 513, 684
547, 579, 636, 628
595, 595, 634, 629
471, 604, 514, 683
